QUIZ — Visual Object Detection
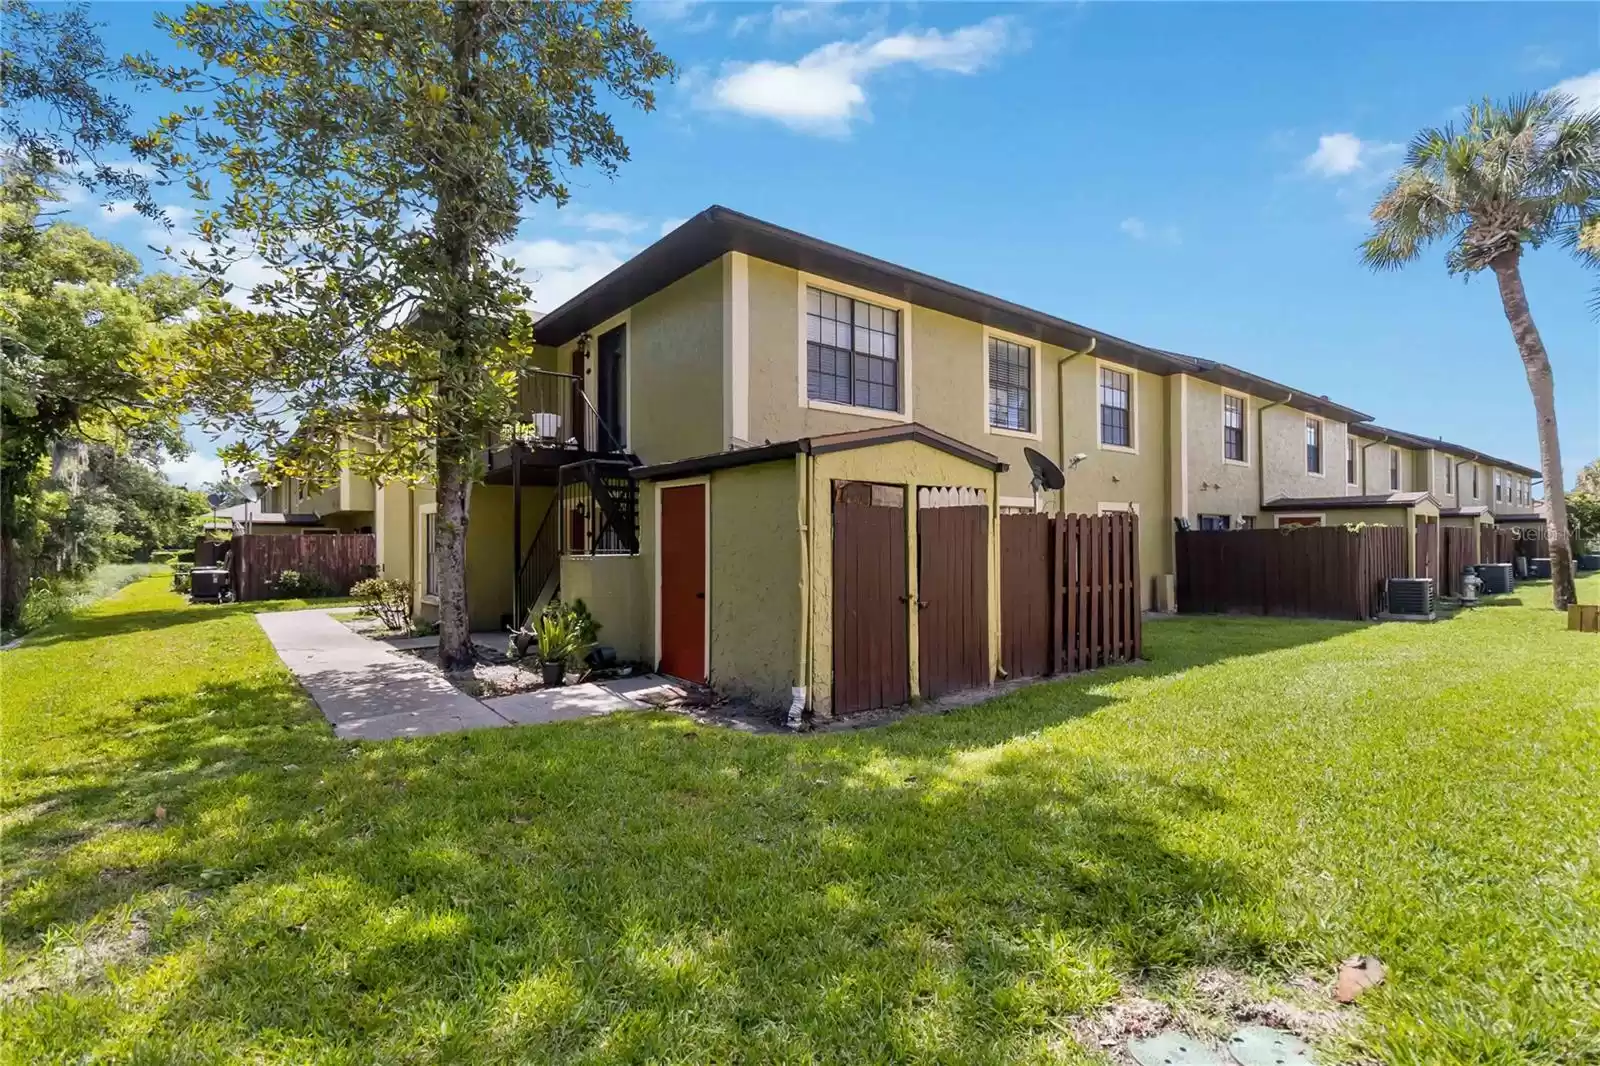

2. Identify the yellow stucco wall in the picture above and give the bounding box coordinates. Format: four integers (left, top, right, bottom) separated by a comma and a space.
1261, 405, 1352, 504
548, 261, 727, 467
707, 463, 802, 707
375, 481, 413, 582
1352, 437, 1426, 495
1176, 374, 1261, 526
560, 554, 648, 662
744, 257, 1069, 506
804, 440, 1001, 719
1059, 357, 1171, 606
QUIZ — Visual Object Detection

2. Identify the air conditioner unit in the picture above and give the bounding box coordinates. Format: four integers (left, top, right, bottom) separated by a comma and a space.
191, 567, 230, 602
1386, 577, 1435, 620
1473, 563, 1514, 595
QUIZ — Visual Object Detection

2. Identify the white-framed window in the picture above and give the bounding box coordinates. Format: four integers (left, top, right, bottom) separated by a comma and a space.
1444, 460, 1453, 494
1346, 438, 1358, 485
1098, 365, 1134, 450
805, 284, 901, 413
1305, 418, 1323, 475
1494, 471, 1503, 502
1472, 465, 1479, 499
1223, 393, 1246, 463
986, 334, 1034, 434
1198, 513, 1231, 530
1275, 514, 1324, 528
1098, 501, 1142, 515
1389, 447, 1400, 491
417, 505, 438, 602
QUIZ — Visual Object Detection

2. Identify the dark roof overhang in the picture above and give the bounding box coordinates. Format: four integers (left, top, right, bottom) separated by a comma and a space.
1261, 491, 1432, 511
1166, 354, 1372, 423
631, 423, 1007, 482
1349, 423, 1541, 479
534, 206, 1190, 376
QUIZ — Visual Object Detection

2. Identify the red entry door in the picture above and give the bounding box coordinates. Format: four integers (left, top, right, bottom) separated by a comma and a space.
659, 484, 707, 683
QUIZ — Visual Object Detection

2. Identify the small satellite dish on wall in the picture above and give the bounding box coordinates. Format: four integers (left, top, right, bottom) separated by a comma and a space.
1023, 447, 1066, 492
206, 491, 229, 509
239, 483, 259, 503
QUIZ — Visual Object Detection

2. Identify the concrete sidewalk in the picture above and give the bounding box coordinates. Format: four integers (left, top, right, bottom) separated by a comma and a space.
256, 610, 646, 740
257, 610, 509, 740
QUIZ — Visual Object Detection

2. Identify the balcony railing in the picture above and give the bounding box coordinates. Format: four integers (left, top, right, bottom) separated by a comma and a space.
558, 459, 639, 556
513, 368, 627, 456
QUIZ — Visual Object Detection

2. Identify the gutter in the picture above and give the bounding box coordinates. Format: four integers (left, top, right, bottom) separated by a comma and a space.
1056, 337, 1097, 510
1357, 431, 1390, 496
1257, 393, 1293, 507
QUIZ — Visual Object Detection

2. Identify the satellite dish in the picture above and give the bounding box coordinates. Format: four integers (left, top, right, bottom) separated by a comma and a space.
1023, 447, 1066, 491
240, 483, 259, 503
206, 491, 229, 509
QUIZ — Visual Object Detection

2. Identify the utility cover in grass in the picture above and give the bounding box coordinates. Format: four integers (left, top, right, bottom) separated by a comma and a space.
1226, 1026, 1316, 1065
1128, 1033, 1226, 1065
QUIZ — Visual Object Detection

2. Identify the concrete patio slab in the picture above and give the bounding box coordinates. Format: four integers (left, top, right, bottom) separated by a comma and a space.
483, 682, 637, 726
256, 609, 510, 740
600, 674, 688, 705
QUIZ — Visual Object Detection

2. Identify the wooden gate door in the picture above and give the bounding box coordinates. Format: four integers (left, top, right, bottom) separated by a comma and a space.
917, 497, 989, 699
659, 483, 707, 683
832, 482, 909, 714
1415, 517, 1437, 584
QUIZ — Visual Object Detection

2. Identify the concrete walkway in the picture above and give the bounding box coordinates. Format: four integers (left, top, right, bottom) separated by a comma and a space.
256, 609, 645, 740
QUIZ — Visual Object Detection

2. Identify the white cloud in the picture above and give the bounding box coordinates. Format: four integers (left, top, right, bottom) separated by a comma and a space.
162, 450, 226, 489
732, 2, 884, 40
570, 210, 648, 235
648, 0, 717, 33
497, 237, 634, 310
1119, 216, 1180, 246
1303, 132, 1402, 179
707, 16, 1021, 135
100, 200, 139, 221
1552, 69, 1600, 112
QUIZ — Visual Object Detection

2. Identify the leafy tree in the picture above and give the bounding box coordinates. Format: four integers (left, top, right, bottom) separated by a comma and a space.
1576, 457, 1600, 496
1567, 492, 1600, 552
0, 0, 156, 214
1362, 94, 1600, 610
0, 174, 197, 624
134, 1, 672, 666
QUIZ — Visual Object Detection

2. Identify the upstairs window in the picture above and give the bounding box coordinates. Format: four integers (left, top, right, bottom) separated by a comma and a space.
1223, 394, 1246, 461
1472, 466, 1479, 498
806, 286, 900, 413
1494, 472, 1503, 502
1099, 367, 1132, 448
1389, 448, 1400, 491
1445, 460, 1453, 494
987, 336, 1033, 433
1305, 418, 1323, 475
1346, 438, 1357, 485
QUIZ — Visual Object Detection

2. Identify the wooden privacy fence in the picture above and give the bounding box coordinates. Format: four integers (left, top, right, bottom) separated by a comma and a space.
1439, 527, 1477, 597
999, 512, 1142, 679
230, 533, 376, 601
1481, 527, 1517, 564
1175, 526, 1408, 621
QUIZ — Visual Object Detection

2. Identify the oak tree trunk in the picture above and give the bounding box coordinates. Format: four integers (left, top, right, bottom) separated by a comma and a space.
1491, 251, 1576, 609
431, 0, 485, 670
0, 531, 27, 631
434, 453, 474, 668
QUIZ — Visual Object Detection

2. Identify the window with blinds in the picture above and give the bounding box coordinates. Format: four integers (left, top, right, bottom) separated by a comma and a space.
987, 336, 1033, 432
806, 286, 900, 413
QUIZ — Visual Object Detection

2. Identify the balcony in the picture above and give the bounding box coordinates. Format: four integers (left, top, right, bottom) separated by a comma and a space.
484, 368, 630, 485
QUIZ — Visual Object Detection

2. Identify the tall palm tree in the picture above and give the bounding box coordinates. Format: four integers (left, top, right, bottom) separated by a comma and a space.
1363, 93, 1600, 610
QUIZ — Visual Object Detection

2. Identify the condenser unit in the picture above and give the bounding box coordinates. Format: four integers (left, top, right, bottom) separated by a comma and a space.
190, 567, 230, 602
1385, 577, 1435, 620
1473, 563, 1514, 595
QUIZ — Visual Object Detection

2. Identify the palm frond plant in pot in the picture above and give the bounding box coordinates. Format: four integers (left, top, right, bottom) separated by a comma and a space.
530, 603, 593, 687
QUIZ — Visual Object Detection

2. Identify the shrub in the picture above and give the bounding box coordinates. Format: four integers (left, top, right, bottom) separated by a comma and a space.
17, 578, 72, 633
508, 599, 597, 664
350, 576, 413, 631
172, 562, 194, 593
273, 569, 335, 598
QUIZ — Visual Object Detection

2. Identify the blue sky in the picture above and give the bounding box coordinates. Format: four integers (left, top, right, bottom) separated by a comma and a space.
62, 2, 1600, 489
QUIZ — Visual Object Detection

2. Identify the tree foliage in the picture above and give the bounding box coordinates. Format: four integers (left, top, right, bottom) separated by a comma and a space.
0, 0, 157, 214
134, 0, 672, 664
1576, 457, 1600, 497
0, 171, 197, 623
1361, 93, 1599, 610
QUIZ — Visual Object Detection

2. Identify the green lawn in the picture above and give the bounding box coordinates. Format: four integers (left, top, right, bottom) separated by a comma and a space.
3, 576, 1598, 1064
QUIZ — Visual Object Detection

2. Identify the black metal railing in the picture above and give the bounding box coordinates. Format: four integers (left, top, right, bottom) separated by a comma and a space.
558, 459, 639, 556
514, 493, 561, 625
515, 368, 627, 455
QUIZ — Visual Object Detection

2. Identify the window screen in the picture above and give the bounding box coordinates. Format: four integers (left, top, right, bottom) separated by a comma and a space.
987, 336, 1033, 432
1100, 367, 1131, 447
806, 286, 899, 412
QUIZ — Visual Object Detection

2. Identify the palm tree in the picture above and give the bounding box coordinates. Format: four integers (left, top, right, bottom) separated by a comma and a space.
1363, 93, 1600, 610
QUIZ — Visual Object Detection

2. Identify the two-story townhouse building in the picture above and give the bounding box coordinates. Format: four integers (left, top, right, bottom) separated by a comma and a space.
352, 204, 1542, 708
1166, 361, 1369, 532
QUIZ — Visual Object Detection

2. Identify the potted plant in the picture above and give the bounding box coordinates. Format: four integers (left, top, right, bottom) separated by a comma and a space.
531, 603, 592, 687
